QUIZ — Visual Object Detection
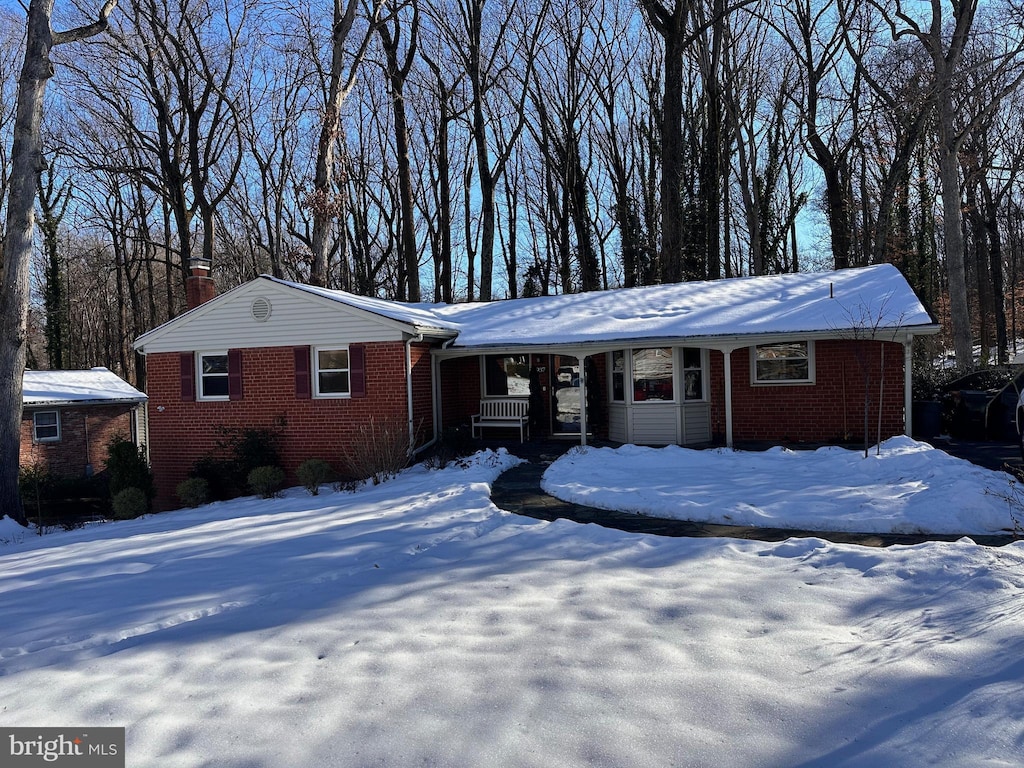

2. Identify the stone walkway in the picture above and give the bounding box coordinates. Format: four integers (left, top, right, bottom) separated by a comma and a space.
489, 442, 1018, 548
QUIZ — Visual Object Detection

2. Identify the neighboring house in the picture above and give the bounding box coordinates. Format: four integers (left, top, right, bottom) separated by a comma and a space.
134, 263, 939, 510
20, 368, 149, 479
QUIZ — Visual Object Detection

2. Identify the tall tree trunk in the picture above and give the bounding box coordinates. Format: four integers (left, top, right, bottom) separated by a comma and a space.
0, 0, 117, 525
309, 0, 371, 287
378, 4, 420, 302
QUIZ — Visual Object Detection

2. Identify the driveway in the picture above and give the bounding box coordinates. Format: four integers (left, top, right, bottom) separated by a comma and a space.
930, 437, 1021, 473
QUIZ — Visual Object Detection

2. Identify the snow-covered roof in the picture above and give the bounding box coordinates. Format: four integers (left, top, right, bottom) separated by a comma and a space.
429, 264, 937, 350
133, 264, 938, 355
23, 368, 148, 406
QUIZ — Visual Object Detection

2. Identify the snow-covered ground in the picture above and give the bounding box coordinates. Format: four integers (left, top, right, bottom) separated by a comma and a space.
543, 437, 1022, 535
1, 447, 1023, 767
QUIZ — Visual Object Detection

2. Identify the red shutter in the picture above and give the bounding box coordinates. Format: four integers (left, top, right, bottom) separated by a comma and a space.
180, 352, 195, 401
228, 349, 243, 401
294, 346, 311, 399
350, 344, 366, 398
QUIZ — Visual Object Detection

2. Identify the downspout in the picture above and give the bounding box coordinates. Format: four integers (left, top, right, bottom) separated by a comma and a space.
406, 333, 426, 453
412, 335, 455, 457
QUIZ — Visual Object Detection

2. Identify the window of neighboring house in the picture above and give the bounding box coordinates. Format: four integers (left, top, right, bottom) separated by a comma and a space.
753, 341, 814, 384
682, 347, 704, 401
483, 354, 530, 397
632, 348, 674, 402
315, 347, 351, 397
610, 350, 626, 402
197, 352, 230, 400
33, 410, 60, 442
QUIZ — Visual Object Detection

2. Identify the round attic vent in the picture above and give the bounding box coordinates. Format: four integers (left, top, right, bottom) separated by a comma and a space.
250, 296, 272, 322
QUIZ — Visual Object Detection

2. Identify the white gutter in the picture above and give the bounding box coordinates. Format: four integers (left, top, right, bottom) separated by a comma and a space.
431, 326, 942, 361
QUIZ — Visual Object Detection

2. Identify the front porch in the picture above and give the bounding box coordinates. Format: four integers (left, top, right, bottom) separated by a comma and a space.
435, 347, 716, 448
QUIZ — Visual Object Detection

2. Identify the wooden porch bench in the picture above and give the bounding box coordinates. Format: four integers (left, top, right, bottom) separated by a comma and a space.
471, 398, 530, 442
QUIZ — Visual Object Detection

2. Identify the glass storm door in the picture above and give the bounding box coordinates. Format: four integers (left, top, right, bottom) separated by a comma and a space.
550, 354, 581, 434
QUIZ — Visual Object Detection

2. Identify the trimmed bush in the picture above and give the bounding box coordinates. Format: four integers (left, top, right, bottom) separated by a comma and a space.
106, 435, 154, 502
176, 477, 210, 509
112, 487, 149, 520
190, 426, 283, 501
247, 465, 286, 499
297, 459, 334, 496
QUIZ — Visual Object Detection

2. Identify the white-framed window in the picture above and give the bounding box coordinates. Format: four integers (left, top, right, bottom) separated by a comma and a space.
681, 347, 705, 401
610, 350, 626, 402
752, 341, 815, 384
632, 348, 675, 402
33, 410, 61, 442
315, 347, 351, 397
197, 351, 230, 400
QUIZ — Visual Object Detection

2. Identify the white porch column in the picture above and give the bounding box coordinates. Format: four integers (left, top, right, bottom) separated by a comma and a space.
578, 352, 588, 446
904, 337, 913, 437
722, 348, 734, 448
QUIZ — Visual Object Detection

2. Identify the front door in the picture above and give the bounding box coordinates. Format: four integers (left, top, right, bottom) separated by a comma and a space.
550, 354, 581, 434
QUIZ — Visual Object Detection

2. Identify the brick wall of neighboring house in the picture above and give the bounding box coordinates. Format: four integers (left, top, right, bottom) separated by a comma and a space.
146, 342, 434, 510
709, 339, 906, 445
20, 405, 137, 478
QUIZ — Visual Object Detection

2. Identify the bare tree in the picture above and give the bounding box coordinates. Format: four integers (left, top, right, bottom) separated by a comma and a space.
855, 0, 1024, 366
1, 0, 118, 524
307, 0, 379, 287
377, 0, 421, 300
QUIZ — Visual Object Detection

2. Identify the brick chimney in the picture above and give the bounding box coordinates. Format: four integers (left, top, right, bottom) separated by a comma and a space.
186, 258, 216, 310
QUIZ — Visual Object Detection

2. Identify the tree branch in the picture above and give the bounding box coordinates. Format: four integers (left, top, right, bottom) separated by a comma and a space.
53, 0, 118, 46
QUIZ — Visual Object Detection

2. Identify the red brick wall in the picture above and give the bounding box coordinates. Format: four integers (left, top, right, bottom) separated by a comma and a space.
709, 340, 906, 444
146, 342, 434, 510
439, 356, 482, 428
20, 405, 137, 478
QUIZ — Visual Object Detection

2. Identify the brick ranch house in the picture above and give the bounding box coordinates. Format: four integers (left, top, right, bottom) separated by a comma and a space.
20, 368, 148, 479
134, 264, 939, 510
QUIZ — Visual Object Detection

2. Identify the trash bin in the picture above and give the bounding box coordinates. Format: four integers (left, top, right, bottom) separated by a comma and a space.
912, 400, 943, 439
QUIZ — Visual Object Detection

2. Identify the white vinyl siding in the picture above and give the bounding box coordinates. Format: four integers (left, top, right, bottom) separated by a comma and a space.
136, 281, 409, 354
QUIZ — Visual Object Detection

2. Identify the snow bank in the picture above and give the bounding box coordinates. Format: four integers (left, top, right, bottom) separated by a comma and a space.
542, 437, 1020, 535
